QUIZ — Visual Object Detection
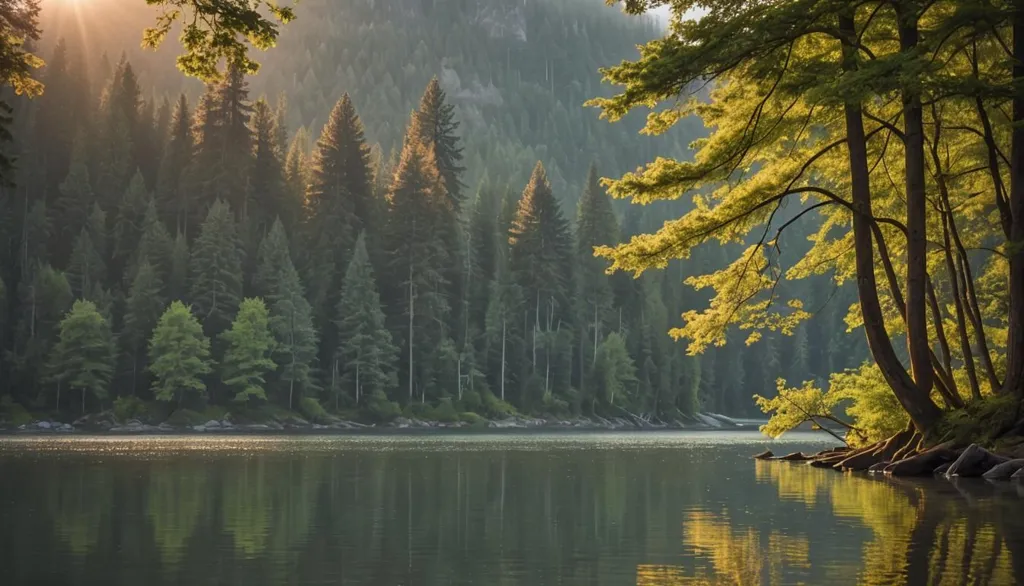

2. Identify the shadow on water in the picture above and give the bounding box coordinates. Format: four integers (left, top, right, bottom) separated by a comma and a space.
0, 433, 1022, 585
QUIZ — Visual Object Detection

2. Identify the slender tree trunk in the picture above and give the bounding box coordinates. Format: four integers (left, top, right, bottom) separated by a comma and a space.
81, 388, 85, 415
532, 291, 539, 373
592, 303, 598, 366
500, 318, 506, 402
356, 361, 361, 406
948, 214, 1002, 392
896, 4, 933, 396
1005, 7, 1024, 397
55, 380, 60, 413
839, 12, 940, 431
408, 264, 414, 402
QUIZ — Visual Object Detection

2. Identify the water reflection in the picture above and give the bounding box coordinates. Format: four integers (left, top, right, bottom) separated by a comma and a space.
0, 434, 1021, 585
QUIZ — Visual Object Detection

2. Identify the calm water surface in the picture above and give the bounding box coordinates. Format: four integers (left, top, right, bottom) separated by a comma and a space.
1, 431, 1023, 585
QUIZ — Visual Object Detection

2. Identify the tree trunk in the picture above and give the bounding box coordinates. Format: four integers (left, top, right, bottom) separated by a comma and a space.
55, 380, 61, 412
356, 361, 361, 406
838, 12, 941, 431
81, 388, 85, 415
408, 264, 415, 402
500, 318, 506, 402
1004, 6, 1024, 397
896, 5, 933, 396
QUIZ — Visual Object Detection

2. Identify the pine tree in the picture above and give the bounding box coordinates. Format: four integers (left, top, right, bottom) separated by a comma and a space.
54, 136, 94, 259
248, 98, 289, 236
253, 217, 293, 300
66, 229, 106, 299
94, 57, 139, 208
593, 332, 637, 410
190, 200, 243, 336
383, 135, 452, 403
509, 162, 574, 385
575, 164, 619, 374
48, 300, 115, 414
412, 77, 465, 208
126, 199, 173, 286
113, 170, 150, 268
148, 301, 213, 405
167, 232, 189, 302
189, 66, 253, 213
34, 39, 88, 199
156, 94, 194, 235
334, 234, 398, 408
304, 94, 375, 330
7, 265, 72, 402
220, 298, 276, 404
484, 249, 523, 404
466, 181, 500, 341
122, 261, 166, 396
269, 266, 318, 411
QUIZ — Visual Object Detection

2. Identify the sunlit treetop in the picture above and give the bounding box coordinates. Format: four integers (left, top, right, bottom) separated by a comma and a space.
142, 0, 296, 81
0, 0, 44, 97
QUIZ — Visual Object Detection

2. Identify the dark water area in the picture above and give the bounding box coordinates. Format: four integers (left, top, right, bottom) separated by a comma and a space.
1, 431, 1023, 585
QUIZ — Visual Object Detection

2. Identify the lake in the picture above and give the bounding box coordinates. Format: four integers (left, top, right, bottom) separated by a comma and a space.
1, 431, 1022, 585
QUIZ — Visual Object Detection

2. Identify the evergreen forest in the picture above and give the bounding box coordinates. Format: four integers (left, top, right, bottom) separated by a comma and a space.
0, 0, 868, 426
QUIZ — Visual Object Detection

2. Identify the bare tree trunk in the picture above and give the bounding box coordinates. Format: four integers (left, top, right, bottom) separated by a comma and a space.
408, 264, 414, 402
592, 303, 598, 366
1004, 7, 1024, 397
81, 388, 85, 415
838, 12, 940, 431
532, 291, 539, 373
56, 380, 60, 412
500, 318, 506, 402
949, 214, 1002, 392
356, 361, 360, 405
896, 4, 933, 396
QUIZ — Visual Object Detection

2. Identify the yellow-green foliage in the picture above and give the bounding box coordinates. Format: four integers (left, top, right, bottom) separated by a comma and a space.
755, 379, 838, 440
757, 364, 914, 446
829, 365, 909, 444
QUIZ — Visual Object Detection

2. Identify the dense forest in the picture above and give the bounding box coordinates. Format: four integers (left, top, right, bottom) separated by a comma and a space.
0, 0, 867, 426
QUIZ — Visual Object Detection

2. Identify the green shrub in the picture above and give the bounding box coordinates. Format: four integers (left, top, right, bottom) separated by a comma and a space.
0, 396, 32, 426
299, 397, 329, 423
165, 409, 207, 427
113, 396, 150, 423
481, 390, 516, 419
458, 389, 482, 412
403, 401, 433, 419
459, 411, 487, 428
365, 390, 401, 423
433, 398, 459, 423
541, 391, 570, 417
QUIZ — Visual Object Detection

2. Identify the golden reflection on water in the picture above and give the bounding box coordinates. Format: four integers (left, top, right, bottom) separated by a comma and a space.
636, 462, 1021, 585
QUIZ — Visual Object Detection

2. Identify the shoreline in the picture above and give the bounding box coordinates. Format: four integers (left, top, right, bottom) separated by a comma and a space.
0, 412, 781, 437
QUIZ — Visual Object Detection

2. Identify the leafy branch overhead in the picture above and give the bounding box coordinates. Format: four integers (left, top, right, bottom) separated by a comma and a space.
143, 0, 297, 80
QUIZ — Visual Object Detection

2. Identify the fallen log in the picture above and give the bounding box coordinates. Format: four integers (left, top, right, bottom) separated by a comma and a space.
777, 451, 812, 462
752, 450, 774, 460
